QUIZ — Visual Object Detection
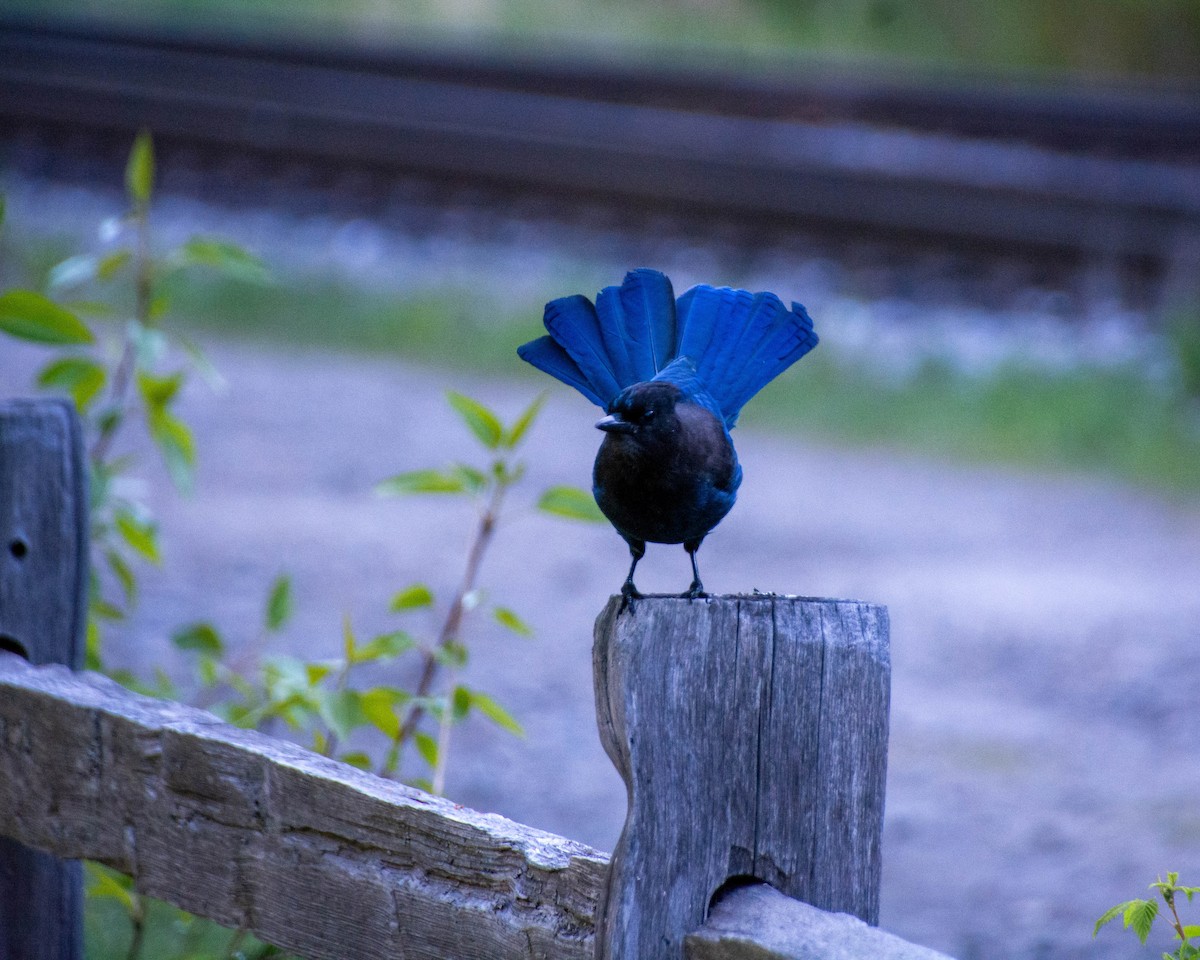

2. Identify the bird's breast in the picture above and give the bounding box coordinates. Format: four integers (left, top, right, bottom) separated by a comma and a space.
591, 409, 740, 545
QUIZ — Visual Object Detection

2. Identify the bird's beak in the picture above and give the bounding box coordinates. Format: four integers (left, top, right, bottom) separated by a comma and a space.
596, 414, 634, 434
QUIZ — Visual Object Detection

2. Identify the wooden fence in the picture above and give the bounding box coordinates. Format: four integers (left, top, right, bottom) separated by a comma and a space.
0, 398, 953, 960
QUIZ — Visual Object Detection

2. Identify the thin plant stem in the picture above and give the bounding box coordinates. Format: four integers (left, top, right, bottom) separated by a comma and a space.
430, 669, 457, 795
224, 925, 248, 960
125, 893, 146, 960
91, 204, 150, 467
382, 467, 507, 779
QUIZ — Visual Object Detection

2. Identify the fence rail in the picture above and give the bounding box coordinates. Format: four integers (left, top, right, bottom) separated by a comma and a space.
0, 651, 604, 960
0, 398, 955, 960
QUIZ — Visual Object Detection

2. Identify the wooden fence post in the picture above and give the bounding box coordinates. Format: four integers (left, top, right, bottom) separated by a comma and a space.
592, 594, 890, 960
0, 399, 88, 960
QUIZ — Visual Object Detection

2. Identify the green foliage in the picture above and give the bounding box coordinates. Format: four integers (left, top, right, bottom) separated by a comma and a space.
1166, 305, 1200, 399
1096, 872, 1200, 959
0, 289, 94, 344
0, 130, 268, 671
3, 137, 591, 960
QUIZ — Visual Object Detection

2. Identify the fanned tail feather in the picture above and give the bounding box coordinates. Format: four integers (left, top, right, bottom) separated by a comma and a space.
517, 269, 818, 419
616, 268, 676, 378
681, 286, 755, 398
541, 294, 623, 404
516, 336, 608, 407
718, 300, 818, 423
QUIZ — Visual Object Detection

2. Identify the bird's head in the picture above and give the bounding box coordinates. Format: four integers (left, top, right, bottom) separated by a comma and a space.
596, 381, 682, 439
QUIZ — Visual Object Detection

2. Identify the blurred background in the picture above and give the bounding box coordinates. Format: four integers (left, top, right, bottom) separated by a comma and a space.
1, 1, 1199, 959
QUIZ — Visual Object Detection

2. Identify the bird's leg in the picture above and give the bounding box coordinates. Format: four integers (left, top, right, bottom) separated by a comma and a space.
620, 540, 645, 610
682, 539, 706, 600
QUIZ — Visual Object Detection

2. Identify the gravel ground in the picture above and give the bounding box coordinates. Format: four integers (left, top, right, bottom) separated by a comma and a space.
3, 333, 1199, 959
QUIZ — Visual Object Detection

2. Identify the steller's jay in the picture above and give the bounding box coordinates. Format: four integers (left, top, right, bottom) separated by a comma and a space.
518, 268, 818, 599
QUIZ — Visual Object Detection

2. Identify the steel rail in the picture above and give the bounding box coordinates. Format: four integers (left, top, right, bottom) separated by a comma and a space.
1, 17, 1198, 260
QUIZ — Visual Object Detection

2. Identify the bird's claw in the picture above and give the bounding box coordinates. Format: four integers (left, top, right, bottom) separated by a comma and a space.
619, 580, 643, 613
681, 581, 707, 600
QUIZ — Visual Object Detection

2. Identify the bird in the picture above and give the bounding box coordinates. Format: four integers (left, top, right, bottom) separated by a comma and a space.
518, 268, 818, 599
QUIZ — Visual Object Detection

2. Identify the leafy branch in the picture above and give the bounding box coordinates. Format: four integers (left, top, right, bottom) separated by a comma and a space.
1096, 871, 1200, 960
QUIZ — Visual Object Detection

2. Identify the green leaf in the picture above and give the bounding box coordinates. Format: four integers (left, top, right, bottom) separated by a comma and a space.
342, 613, 357, 662
198, 656, 218, 687
537, 485, 606, 523
390, 584, 434, 611
47, 254, 99, 290
177, 333, 227, 391
339, 751, 372, 770
502, 392, 546, 449
355, 631, 417, 663
171, 622, 223, 656
178, 237, 269, 283
447, 391, 503, 449
375, 469, 467, 496
104, 548, 136, 604
318, 689, 367, 741
1095, 902, 1129, 937
148, 410, 196, 494
0, 291, 94, 345
468, 689, 524, 736
414, 732, 439, 768
115, 511, 161, 564
360, 687, 408, 738
1183, 926, 1200, 939
91, 598, 126, 621
306, 662, 334, 685
450, 463, 488, 493
86, 863, 135, 911
137, 371, 184, 412
38, 357, 107, 411
451, 686, 472, 721
97, 250, 133, 281
125, 131, 155, 206
266, 574, 293, 631
85, 617, 102, 671
1126, 898, 1159, 944
433, 640, 468, 669
0, 195, 5, 226
494, 606, 533, 636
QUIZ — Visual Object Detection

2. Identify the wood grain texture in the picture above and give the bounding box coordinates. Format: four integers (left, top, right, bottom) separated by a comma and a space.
685, 883, 953, 960
0, 653, 607, 960
593, 595, 890, 960
0, 399, 88, 960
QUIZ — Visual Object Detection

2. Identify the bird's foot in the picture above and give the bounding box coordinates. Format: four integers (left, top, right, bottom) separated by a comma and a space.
619, 580, 643, 613
681, 580, 707, 600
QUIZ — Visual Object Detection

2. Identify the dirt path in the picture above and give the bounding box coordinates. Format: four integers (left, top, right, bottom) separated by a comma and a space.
3, 337, 1198, 959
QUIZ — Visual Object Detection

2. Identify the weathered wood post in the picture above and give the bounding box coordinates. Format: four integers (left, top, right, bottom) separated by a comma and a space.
0, 399, 88, 960
593, 594, 889, 960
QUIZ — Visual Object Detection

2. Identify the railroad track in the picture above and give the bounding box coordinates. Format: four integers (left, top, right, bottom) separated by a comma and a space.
1, 16, 1198, 263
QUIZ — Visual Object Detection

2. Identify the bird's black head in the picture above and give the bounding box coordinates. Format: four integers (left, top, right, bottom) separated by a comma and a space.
596, 381, 682, 437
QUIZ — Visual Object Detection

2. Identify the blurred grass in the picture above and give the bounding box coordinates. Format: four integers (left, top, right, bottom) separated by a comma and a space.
166, 271, 1200, 496
6, 0, 1200, 81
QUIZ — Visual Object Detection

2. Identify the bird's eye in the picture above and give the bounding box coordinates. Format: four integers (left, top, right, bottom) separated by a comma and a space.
643, 408, 655, 420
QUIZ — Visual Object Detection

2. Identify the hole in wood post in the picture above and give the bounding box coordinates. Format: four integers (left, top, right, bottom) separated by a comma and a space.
707, 875, 770, 917
0, 635, 29, 659
8, 538, 28, 560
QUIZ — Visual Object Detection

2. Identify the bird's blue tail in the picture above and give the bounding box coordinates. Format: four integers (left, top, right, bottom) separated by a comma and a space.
517, 268, 817, 427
